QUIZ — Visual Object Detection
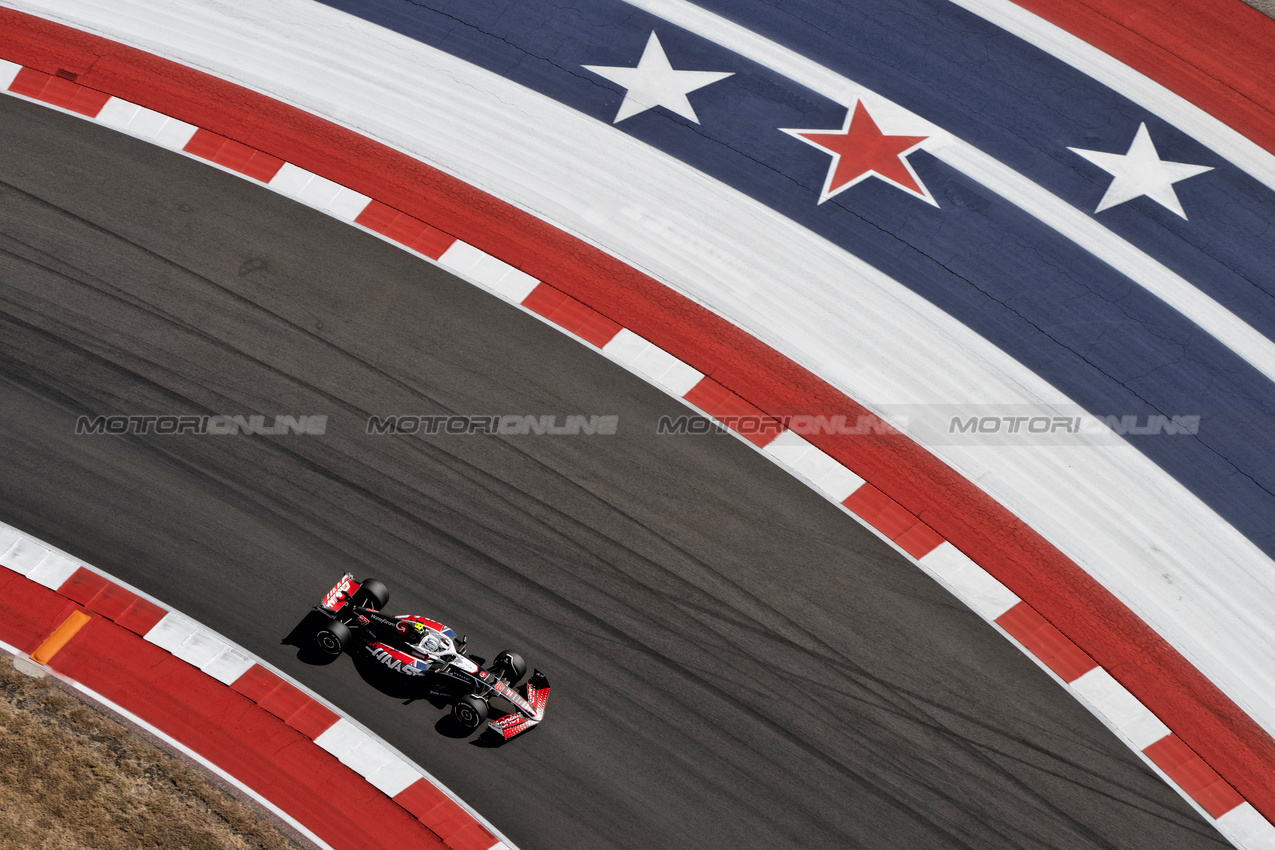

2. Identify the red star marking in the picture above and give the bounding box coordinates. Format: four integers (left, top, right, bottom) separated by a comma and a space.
785, 101, 932, 204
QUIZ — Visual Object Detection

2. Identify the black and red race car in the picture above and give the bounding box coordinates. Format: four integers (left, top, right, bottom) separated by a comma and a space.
285, 574, 548, 740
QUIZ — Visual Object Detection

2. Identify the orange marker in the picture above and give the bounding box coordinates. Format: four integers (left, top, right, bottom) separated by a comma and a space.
30, 611, 92, 666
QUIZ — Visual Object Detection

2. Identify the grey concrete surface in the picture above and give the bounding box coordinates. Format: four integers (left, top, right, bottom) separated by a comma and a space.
1242, 0, 1275, 18
0, 94, 1225, 849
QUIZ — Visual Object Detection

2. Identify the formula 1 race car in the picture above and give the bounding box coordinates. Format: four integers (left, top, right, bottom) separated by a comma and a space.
285, 574, 548, 740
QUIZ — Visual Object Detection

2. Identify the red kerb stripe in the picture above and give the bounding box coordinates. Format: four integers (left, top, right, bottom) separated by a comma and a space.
183, 128, 284, 182
9, 66, 109, 116
394, 779, 497, 850
996, 602, 1097, 683
684, 378, 782, 448
355, 200, 454, 259
523, 283, 622, 347
1144, 734, 1245, 818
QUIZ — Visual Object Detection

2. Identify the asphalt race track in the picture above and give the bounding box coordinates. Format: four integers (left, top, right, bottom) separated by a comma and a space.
0, 94, 1228, 848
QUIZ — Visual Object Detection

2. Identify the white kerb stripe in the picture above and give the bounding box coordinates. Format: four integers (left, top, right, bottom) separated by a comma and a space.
202, 646, 257, 685
919, 542, 1020, 620
1069, 667, 1171, 750
144, 611, 199, 652
96, 97, 198, 150
0, 59, 21, 90
2, 537, 50, 575
602, 328, 703, 396
313, 717, 369, 759
335, 736, 396, 777
1216, 803, 1275, 850
0, 526, 21, 562
364, 757, 423, 798
25, 552, 81, 590
763, 430, 865, 502
268, 163, 371, 221
439, 241, 539, 302
170, 626, 231, 669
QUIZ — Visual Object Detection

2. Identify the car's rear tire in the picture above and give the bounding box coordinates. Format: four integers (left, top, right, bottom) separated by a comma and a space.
350, 578, 388, 611
452, 695, 489, 732
491, 650, 527, 687
314, 618, 351, 657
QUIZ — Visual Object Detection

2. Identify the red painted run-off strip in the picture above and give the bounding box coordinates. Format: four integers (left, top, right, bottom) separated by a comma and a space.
0, 561, 502, 850
1, 4, 1273, 827
52, 620, 447, 850
0, 575, 425, 848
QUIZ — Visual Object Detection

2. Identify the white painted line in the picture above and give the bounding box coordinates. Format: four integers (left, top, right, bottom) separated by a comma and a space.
1216, 803, 1275, 850
630, 0, 1275, 387
0, 58, 21, 90
26, 551, 81, 590
919, 542, 1020, 620
1070, 667, 1172, 750
946, 0, 1275, 192
2, 537, 50, 575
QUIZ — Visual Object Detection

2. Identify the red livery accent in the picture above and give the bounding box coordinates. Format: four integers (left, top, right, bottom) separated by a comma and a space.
321, 575, 360, 611
397, 614, 445, 632
291, 575, 549, 739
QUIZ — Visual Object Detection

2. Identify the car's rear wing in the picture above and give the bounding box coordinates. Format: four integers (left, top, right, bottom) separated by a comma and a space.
319, 573, 361, 612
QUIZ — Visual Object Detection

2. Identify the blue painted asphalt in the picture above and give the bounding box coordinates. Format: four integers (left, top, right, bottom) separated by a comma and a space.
315, 0, 1275, 557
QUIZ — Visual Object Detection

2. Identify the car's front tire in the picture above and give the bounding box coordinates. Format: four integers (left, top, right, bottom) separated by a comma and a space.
314, 618, 351, 657
452, 695, 489, 732
491, 650, 527, 687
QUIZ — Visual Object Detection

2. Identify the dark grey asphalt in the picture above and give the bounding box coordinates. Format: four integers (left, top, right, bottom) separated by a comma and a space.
0, 93, 1224, 849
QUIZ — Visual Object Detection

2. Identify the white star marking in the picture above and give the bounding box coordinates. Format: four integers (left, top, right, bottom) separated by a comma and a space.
583, 32, 733, 124
1068, 123, 1213, 219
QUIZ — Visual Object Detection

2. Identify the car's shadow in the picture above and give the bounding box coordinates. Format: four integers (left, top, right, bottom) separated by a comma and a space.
281, 611, 342, 666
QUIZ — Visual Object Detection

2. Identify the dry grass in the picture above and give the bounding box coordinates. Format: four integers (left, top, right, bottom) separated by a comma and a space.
0, 654, 308, 850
